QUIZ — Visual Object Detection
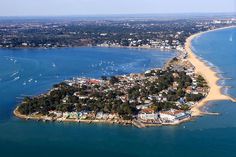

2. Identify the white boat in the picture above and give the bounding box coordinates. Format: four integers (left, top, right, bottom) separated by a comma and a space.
13, 76, 20, 81
52, 63, 56, 68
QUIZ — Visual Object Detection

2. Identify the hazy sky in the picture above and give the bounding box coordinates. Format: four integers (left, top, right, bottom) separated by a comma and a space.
0, 0, 235, 16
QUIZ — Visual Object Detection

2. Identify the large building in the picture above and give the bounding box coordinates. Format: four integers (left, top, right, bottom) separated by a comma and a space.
138, 108, 158, 121
159, 109, 190, 123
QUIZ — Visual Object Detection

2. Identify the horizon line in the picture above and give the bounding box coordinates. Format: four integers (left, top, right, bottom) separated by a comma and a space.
0, 12, 235, 18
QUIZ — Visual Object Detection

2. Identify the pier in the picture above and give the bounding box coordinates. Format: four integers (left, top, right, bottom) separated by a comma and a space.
204, 112, 220, 116
230, 97, 236, 103
132, 119, 146, 128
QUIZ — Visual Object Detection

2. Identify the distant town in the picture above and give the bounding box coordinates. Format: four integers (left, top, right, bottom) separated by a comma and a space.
0, 17, 235, 50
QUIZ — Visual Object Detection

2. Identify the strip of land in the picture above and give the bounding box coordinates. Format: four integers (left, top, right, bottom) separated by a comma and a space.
185, 26, 236, 116
13, 26, 236, 128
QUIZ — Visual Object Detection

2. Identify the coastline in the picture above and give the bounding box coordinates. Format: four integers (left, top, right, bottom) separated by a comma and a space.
185, 26, 236, 116
13, 26, 236, 127
13, 106, 191, 128
13, 106, 133, 125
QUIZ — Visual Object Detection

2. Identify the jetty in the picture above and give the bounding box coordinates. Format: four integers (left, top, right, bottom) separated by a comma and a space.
132, 119, 146, 128
230, 97, 236, 103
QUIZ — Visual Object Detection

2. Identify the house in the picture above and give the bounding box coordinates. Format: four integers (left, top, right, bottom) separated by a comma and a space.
62, 112, 70, 119
138, 108, 158, 121
178, 97, 186, 104
172, 73, 179, 78
62, 95, 69, 103
159, 109, 190, 123
68, 112, 78, 119
172, 81, 179, 89
186, 86, 193, 94
49, 111, 63, 118
186, 102, 195, 107
196, 87, 208, 95
74, 92, 89, 99
87, 79, 101, 85
136, 103, 152, 110
96, 112, 109, 119
77, 111, 88, 119
144, 99, 151, 104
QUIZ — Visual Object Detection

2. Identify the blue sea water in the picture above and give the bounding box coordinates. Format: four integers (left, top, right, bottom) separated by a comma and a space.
0, 27, 236, 157
0, 48, 175, 121
192, 27, 236, 98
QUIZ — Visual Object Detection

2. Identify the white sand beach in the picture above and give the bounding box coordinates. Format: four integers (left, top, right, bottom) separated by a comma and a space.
185, 26, 236, 116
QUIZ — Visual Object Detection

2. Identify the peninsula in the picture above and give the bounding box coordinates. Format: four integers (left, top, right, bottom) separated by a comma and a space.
12, 20, 236, 127
14, 51, 209, 127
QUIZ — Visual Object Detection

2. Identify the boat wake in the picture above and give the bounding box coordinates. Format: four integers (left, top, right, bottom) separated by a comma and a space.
5, 56, 18, 64
10, 71, 19, 77
229, 34, 233, 42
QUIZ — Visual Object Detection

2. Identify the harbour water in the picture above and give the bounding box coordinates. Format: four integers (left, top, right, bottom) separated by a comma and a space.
0, 27, 236, 157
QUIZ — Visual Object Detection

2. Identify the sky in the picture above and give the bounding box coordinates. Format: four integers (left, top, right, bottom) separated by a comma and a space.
0, 0, 235, 16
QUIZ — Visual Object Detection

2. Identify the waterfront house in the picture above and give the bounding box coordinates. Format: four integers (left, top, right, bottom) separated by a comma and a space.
62, 112, 70, 119
138, 108, 158, 121
96, 112, 109, 119
159, 109, 190, 123
77, 110, 91, 119
196, 87, 208, 95
68, 112, 78, 119
48, 111, 63, 118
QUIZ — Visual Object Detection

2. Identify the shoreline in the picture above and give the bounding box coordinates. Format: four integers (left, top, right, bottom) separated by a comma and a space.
13, 26, 236, 127
13, 106, 133, 125
0, 44, 178, 51
13, 106, 191, 128
185, 26, 236, 116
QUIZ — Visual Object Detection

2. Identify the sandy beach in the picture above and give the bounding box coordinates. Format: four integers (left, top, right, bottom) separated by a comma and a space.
185, 26, 236, 116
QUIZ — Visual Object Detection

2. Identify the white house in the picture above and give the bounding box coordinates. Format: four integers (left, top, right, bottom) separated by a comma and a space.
138, 108, 158, 121
96, 112, 109, 119
49, 111, 63, 118
159, 109, 190, 123
136, 103, 152, 110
